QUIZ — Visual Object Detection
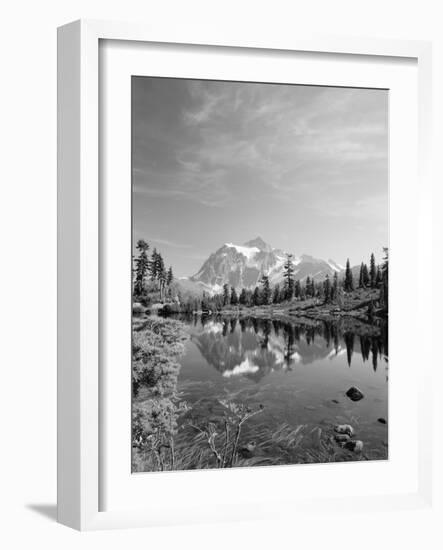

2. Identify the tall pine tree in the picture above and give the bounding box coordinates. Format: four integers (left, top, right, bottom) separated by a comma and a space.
369, 252, 377, 288
222, 283, 230, 306
362, 263, 369, 287
294, 279, 301, 299
134, 240, 149, 296
358, 262, 365, 288
252, 286, 261, 306
331, 271, 339, 302
380, 247, 389, 313
149, 248, 158, 281
239, 288, 248, 305
310, 277, 316, 297
305, 276, 311, 298
166, 266, 174, 285
283, 253, 295, 300
260, 275, 271, 305
230, 287, 238, 305
272, 284, 280, 304
344, 258, 354, 292
156, 252, 167, 301
375, 266, 382, 286
323, 274, 331, 303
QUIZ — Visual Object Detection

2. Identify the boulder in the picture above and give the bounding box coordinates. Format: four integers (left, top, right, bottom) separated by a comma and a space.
334, 424, 354, 437
345, 386, 365, 402
344, 440, 364, 452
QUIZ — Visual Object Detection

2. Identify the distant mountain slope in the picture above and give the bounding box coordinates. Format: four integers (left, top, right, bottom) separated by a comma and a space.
181, 237, 347, 295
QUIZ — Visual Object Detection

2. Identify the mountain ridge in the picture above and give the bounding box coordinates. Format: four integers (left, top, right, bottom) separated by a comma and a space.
180, 237, 350, 296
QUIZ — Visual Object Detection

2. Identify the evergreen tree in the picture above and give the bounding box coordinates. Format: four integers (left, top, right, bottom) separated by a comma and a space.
375, 266, 382, 286
156, 252, 167, 301
230, 287, 238, 306
283, 253, 295, 300
362, 263, 370, 287
166, 266, 174, 286
310, 277, 316, 297
155, 252, 165, 279
358, 262, 365, 288
272, 284, 280, 304
260, 275, 271, 305
331, 271, 339, 302
294, 279, 301, 299
369, 253, 377, 288
239, 288, 248, 306
380, 247, 389, 313
323, 274, 331, 303
201, 292, 208, 311
305, 276, 311, 298
134, 239, 149, 296
252, 286, 261, 306
149, 248, 158, 281
344, 258, 354, 292
222, 283, 230, 306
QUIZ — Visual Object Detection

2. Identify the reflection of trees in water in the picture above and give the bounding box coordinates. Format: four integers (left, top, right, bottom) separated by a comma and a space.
239, 318, 247, 333
283, 323, 295, 370
344, 333, 354, 367
230, 318, 237, 334
358, 328, 388, 372
186, 314, 388, 381
259, 319, 272, 349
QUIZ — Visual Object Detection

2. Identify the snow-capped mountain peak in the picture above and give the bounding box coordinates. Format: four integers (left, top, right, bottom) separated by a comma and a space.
224, 243, 260, 261
243, 236, 273, 252
327, 259, 345, 272
186, 238, 345, 294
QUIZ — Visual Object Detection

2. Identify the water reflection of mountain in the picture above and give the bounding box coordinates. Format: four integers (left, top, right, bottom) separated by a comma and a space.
189, 317, 388, 382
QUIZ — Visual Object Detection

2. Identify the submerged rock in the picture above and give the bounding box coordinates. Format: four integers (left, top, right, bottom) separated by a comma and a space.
345, 386, 365, 402
334, 424, 355, 437
344, 440, 364, 452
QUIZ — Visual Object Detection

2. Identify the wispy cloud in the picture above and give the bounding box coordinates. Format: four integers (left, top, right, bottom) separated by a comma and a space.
132, 77, 388, 276
149, 237, 193, 249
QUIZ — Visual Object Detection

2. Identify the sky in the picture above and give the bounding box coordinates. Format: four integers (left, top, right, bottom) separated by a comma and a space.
132, 77, 388, 278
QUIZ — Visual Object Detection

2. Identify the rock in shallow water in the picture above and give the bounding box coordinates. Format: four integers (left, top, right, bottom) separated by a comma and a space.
344, 440, 364, 452
345, 386, 365, 402
334, 424, 355, 437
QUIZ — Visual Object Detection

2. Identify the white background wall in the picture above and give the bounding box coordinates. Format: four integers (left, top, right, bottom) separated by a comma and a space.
0, 0, 442, 548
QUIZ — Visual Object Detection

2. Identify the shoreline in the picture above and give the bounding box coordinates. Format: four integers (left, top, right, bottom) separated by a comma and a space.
149, 299, 387, 338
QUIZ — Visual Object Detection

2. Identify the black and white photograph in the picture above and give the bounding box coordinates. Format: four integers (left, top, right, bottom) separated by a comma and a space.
131, 77, 389, 472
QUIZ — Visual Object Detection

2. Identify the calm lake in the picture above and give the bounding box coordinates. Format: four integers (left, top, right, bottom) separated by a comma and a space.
177, 315, 388, 462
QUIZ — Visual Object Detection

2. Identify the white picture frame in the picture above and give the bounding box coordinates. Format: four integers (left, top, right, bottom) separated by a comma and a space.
57, 19, 433, 531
